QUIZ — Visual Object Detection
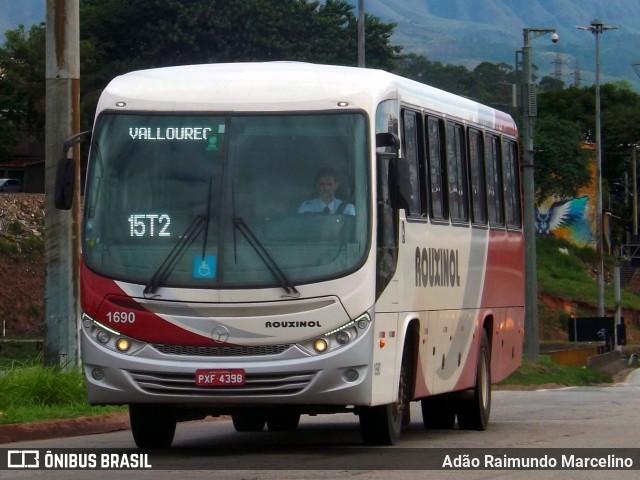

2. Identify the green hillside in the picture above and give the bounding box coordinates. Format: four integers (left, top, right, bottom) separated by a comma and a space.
537, 236, 640, 344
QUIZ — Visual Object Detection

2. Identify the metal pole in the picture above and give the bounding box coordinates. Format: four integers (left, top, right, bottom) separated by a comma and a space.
614, 248, 621, 352
633, 145, 638, 236
594, 25, 605, 317
521, 29, 539, 362
358, 0, 365, 67
44, 0, 81, 368
520, 28, 556, 362
577, 19, 618, 317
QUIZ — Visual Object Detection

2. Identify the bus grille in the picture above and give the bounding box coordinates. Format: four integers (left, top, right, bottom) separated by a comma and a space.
129, 370, 315, 397
151, 343, 291, 357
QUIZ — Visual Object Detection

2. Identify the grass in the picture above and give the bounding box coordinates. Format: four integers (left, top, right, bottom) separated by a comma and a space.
537, 235, 640, 311
498, 355, 613, 387
0, 369, 124, 424
0, 360, 125, 425
0, 344, 125, 425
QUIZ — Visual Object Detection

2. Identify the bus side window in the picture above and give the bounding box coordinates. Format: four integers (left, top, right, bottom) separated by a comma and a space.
426, 116, 447, 221
485, 134, 504, 227
446, 122, 468, 223
502, 138, 522, 229
401, 109, 423, 217
468, 128, 488, 225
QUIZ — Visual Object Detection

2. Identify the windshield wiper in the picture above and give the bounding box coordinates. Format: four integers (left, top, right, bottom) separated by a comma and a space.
144, 177, 215, 296
144, 215, 206, 295
233, 217, 299, 296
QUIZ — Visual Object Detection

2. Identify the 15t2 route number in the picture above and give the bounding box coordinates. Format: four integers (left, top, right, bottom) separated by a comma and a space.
128, 214, 171, 237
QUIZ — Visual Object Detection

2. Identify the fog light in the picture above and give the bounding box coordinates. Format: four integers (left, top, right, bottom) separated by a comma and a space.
96, 330, 110, 344
343, 369, 359, 382
336, 330, 352, 345
313, 338, 328, 353
116, 338, 131, 352
91, 368, 105, 380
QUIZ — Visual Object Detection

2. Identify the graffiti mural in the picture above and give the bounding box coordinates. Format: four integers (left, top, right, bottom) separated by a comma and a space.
535, 144, 596, 247
535, 196, 594, 245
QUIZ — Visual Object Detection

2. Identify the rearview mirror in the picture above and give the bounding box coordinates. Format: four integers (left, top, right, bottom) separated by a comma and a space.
54, 158, 75, 210
54, 130, 92, 210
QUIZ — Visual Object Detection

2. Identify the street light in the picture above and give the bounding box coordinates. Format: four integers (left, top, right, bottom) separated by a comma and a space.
520, 28, 557, 363
576, 19, 619, 317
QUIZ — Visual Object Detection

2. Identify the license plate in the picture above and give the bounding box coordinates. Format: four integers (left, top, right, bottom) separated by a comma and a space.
195, 369, 246, 387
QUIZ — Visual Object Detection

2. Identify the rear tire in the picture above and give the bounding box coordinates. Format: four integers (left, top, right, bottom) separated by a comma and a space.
456, 330, 491, 430
129, 403, 177, 448
421, 395, 456, 429
359, 345, 411, 445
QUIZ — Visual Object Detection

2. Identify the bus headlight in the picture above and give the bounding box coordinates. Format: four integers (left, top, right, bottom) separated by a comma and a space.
298, 312, 371, 355
116, 338, 131, 352
313, 338, 328, 353
82, 313, 144, 355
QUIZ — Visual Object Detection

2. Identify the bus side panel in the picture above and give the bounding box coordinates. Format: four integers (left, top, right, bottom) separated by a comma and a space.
483, 230, 525, 381
493, 306, 525, 383
413, 311, 431, 399
369, 312, 400, 405
430, 308, 478, 395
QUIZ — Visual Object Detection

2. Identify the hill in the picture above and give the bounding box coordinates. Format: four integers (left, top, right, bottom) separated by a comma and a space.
352, 0, 640, 90
4, 1, 640, 89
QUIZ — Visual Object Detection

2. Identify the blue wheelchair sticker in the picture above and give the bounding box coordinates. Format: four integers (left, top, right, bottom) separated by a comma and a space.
193, 255, 217, 279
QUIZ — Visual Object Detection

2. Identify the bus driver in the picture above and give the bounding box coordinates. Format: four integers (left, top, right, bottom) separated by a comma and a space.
297, 168, 355, 215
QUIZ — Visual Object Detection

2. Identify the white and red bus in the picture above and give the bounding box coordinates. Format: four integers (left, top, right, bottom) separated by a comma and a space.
61, 62, 524, 447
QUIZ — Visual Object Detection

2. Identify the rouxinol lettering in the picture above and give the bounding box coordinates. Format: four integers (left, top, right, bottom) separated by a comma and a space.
265, 321, 322, 328
415, 246, 461, 288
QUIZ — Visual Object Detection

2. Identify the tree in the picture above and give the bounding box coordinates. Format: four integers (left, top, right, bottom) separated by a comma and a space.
538, 84, 640, 183
79, 0, 401, 128
0, 23, 45, 157
533, 116, 591, 201
1, 1, 401, 150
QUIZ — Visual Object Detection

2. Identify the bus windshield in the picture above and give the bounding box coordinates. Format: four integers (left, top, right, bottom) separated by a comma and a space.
83, 112, 370, 290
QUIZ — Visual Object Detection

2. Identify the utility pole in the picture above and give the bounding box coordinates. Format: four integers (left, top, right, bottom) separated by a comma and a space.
520, 28, 558, 363
358, 0, 365, 67
44, 0, 81, 368
577, 20, 619, 317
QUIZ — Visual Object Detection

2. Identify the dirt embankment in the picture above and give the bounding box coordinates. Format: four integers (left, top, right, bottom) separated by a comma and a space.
0, 193, 45, 337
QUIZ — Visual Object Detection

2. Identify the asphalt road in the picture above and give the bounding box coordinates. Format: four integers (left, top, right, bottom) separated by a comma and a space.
1, 370, 639, 479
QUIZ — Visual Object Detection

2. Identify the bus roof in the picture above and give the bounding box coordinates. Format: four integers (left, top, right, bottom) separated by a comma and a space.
97, 62, 517, 136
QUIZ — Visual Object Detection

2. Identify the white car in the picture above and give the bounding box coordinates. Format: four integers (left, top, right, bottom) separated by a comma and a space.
0, 178, 22, 192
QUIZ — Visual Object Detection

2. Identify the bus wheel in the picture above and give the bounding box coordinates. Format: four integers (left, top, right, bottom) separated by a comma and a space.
129, 403, 176, 448
421, 396, 456, 429
232, 409, 266, 432
456, 330, 491, 430
266, 410, 300, 431
359, 348, 411, 445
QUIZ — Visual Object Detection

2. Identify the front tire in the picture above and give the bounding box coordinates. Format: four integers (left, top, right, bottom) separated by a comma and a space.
359, 345, 411, 445
456, 330, 491, 430
129, 403, 177, 448
266, 410, 300, 431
